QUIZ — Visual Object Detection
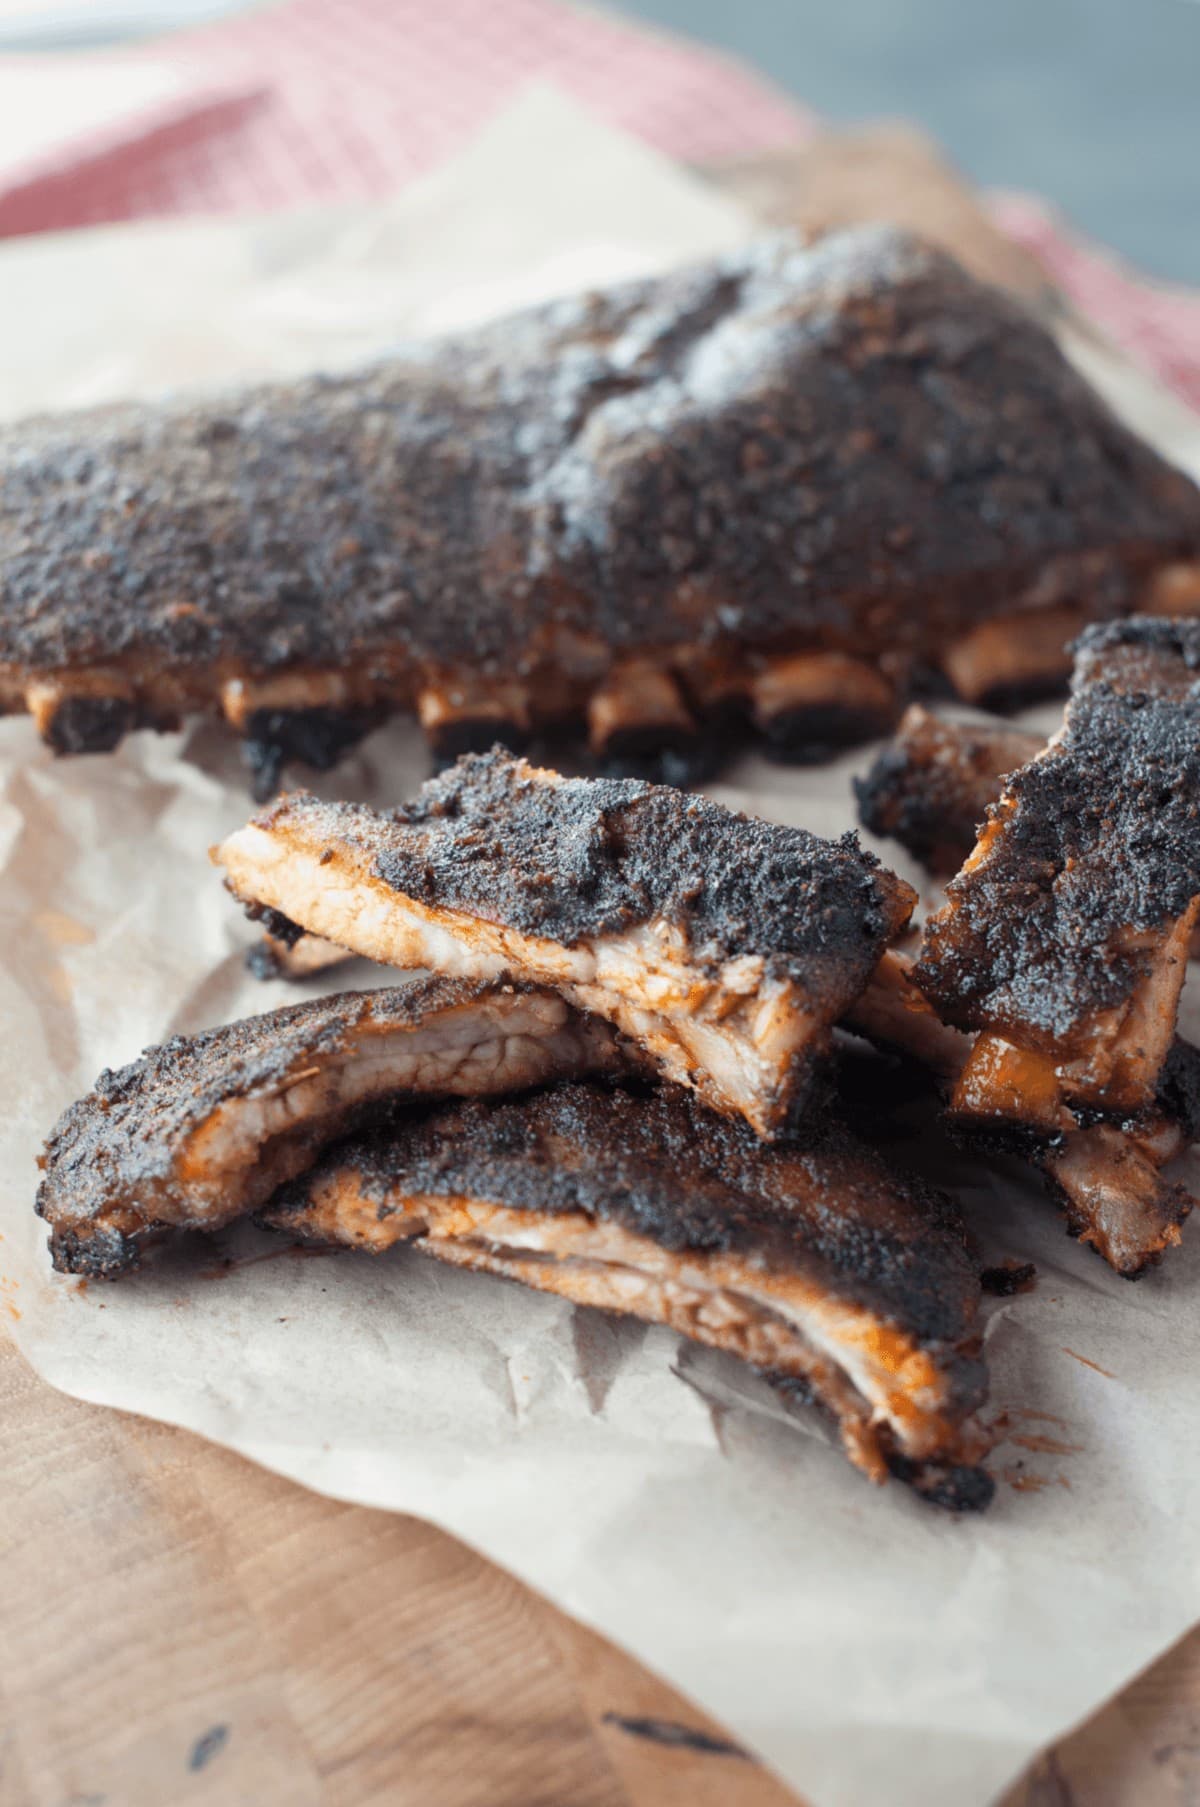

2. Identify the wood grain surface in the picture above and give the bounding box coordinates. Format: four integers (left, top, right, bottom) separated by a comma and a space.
3, 137, 1199, 1807
3, 1326, 1200, 1807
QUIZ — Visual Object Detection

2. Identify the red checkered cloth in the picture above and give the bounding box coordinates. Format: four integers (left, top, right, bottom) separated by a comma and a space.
991, 192, 1200, 412
1, 0, 1198, 413
0, 0, 810, 234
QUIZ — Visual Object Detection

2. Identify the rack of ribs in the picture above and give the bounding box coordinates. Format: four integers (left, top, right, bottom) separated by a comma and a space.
911, 619, 1200, 1273
856, 706, 1044, 874
38, 978, 624, 1278
5, 225, 1200, 795
260, 1079, 994, 1509
215, 750, 917, 1139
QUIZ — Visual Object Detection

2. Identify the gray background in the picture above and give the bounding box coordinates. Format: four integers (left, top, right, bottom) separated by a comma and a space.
616, 0, 1200, 285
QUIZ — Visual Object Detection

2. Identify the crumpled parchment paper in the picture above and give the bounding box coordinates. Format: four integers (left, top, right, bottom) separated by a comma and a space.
4, 84, 1200, 1807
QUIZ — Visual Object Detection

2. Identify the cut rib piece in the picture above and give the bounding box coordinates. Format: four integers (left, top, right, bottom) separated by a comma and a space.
38, 979, 623, 1278
857, 707, 1200, 968
946, 1031, 1197, 1275
261, 1080, 994, 1508
215, 751, 917, 1138
917, 620, 1200, 1122
1038, 1119, 1194, 1277
855, 707, 1044, 874
852, 946, 1198, 1277
4, 227, 1199, 791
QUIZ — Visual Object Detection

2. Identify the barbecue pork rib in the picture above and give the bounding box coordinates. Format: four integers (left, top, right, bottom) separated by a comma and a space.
855, 707, 1044, 874
216, 751, 916, 1138
851, 953, 1200, 1276
904, 622, 1200, 1271
38, 979, 623, 1277
261, 1080, 994, 1508
917, 620, 1200, 1117
5, 226, 1200, 794
857, 706, 1200, 974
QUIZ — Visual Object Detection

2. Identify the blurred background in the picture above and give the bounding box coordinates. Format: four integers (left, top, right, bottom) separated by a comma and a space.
0, 0, 1195, 280
623, 0, 1200, 284
0, 0, 1196, 277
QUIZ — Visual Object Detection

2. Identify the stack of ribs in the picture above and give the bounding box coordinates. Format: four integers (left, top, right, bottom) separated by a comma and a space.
25, 216, 1200, 1512
38, 611, 1200, 1498
39, 754, 1000, 1508
215, 753, 917, 1139
4, 225, 1200, 796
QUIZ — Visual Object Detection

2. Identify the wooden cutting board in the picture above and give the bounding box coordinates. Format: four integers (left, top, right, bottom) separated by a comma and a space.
4, 137, 1200, 1807
4, 1321, 1200, 1807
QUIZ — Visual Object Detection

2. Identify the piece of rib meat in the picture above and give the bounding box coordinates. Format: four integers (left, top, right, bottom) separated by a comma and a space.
215, 751, 916, 1138
857, 708, 1200, 977
38, 979, 623, 1278
261, 1079, 994, 1508
917, 619, 1200, 1127
4, 227, 1199, 794
855, 707, 1044, 874
853, 946, 1199, 1278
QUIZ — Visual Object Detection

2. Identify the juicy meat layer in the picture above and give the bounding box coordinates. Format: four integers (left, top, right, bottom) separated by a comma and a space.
4, 226, 1199, 792
917, 619, 1200, 1121
844, 949, 974, 1088
855, 706, 1043, 874
216, 751, 916, 1138
262, 1081, 994, 1508
38, 979, 622, 1277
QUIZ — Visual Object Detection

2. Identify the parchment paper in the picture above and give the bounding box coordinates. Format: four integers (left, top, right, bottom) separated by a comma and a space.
4, 86, 1200, 1807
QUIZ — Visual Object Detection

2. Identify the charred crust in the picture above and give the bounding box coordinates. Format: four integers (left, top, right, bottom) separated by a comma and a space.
2, 229, 1198, 788
965, 674, 1071, 715
242, 706, 382, 801
758, 701, 898, 766
944, 1112, 1062, 1164
1073, 616, 1200, 666
760, 1371, 992, 1506
35, 977, 520, 1260
980, 1262, 1037, 1296
238, 898, 307, 948
245, 939, 285, 981
426, 715, 531, 768
855, 711, 1044, 873
276, 1080, 987, 1350
1158, 1039, 1200, 1142
42, 693, 138, 756
772, 1052, 838, 1143
349, 750, 916, 993
918, 619, 1200, 1042
882, 1452, 996, 1513
46, 1221, 147, 1278
853, 743, 921, 843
